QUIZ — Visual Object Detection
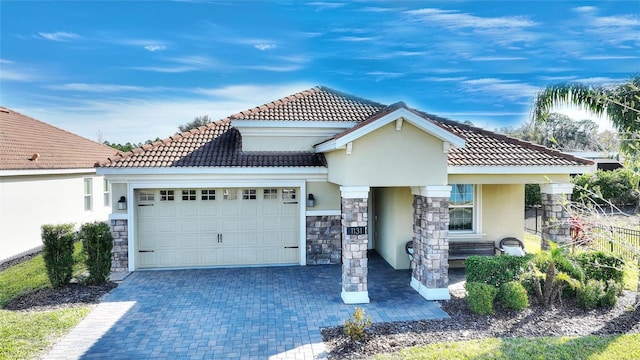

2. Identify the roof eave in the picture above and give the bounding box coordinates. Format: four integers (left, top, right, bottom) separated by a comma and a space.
447, 164, 596, 175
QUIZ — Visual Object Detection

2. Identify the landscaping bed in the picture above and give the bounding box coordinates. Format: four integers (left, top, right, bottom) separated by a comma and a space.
322, 286, 640, 359
3, 281, 117, 312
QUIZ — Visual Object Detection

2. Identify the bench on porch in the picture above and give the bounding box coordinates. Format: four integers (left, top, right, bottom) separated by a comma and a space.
448, 241, 497, 260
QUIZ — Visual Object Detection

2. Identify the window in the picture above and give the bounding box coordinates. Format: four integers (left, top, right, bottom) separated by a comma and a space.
449, 184, 474, 231
84, 178, 93, 211
139, 191, 155, 202
263, 188, 277, 200
223, 189, 237, 200
103, 179, 111, 207
242, 189, 257, 200
201, 189, 216, 200
160, 190, 175, 201
182, 189, 196, 201
282, 188, 296, 201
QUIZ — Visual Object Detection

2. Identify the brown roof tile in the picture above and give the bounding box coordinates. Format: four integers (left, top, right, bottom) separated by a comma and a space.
100, 86, 593, 169
0, 107, 118, 171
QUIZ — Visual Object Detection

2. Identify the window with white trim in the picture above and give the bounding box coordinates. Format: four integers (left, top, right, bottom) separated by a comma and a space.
449, 184, 474, 231
160, 190, 175, 201
282, 188, 296, 201
103, 179, 111, 207
201, 189, 216, 200
242, 189, 257, 200
182, 189, 196, 201
139, 191, 155, 202
84, 178, 93, 211
263, 188, 277, 200
223, 189, 237, 200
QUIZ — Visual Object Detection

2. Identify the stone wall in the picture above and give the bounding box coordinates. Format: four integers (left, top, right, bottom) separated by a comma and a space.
306, 215, 342, 265
110, 219, 128, 272
541, 192, 571, 249
341, 197, 368, 293
412, 195, 449, 289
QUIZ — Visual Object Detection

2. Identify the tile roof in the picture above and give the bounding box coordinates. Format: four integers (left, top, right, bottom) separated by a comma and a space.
232, 86, 385, 122
101, 120, 327, 168
0, 107, 117, 171
100, 86, 592, 169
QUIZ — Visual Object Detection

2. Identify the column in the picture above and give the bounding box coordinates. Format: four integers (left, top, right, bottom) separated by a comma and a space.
340, 186, 370, 304
410, 185, 451, 300
540, 183, 574, 250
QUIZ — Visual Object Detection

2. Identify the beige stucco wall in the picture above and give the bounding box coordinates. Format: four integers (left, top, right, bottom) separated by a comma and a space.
325, 122, 448, 186
242, 135, 329, 152
111, 182, 128, 214
0, 173, 110, 262
373, 187, 413, 270
449, 173, 570, 185
480, 184, 525, 243
306, 181, 340, 211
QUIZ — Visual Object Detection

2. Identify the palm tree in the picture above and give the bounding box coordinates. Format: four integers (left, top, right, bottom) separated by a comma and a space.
532, 76, 640, 154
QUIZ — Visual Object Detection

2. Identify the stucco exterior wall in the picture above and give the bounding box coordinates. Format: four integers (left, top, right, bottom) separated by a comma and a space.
325, 122, 448, 187
481, 184, 525, 242
0, 173, 110, 262
373, 187, 413, 270
306, 181, 341, 211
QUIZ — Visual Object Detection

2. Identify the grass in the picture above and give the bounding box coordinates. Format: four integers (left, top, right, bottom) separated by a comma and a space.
523, 233, 542, 254
376, 334, 640, 360
0, 307, 91, 360
0, 242, 90, 360
0, 242, 85, 308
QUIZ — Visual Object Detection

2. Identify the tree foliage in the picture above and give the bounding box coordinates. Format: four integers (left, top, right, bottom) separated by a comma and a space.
178, 115, 212, 133
103, 138, 161, 153
533, 76, 640, 155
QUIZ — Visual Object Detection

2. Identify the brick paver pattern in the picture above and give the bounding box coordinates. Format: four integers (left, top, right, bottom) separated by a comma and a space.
43, 253, 448, 359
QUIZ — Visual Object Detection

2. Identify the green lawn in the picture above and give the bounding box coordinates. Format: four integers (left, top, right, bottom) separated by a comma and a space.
0, 242, 91, 360
0, 307, 91, 360
377, 334, 640, 360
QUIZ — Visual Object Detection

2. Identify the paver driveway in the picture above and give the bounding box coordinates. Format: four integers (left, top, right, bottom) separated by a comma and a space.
44, 253, 448, 359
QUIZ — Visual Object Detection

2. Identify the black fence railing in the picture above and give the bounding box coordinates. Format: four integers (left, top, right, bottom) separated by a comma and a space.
524, 205, 542, 234
589, 225, 640, 261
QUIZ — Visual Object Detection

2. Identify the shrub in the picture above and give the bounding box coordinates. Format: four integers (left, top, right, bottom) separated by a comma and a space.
41, 223, 75, 288
573, 252, 625, 286
465, 282, 498, 315
78, 222, 113, 285
601, 280, 623, 308
572, 169, 639, 207
499, 281, 529, 310
465, 254, 533, 291
577, 279, 606, 310
525, 184, 541, 206
344, 307, 371, 341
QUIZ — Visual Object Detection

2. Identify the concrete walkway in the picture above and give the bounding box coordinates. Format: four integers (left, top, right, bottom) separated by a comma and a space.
43, 253, 449, 359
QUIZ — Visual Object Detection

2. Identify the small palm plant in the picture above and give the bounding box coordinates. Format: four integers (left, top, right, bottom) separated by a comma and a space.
530, 242, 583, 307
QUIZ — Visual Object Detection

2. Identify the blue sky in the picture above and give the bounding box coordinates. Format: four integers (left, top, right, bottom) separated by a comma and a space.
1, 1, 639, 144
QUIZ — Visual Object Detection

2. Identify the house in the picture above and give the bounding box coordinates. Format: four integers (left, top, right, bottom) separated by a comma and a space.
98, 87, 594, 304
0, 107, 116, 262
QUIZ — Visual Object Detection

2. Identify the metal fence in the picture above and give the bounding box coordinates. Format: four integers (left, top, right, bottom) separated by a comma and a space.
590, 225, 640, 261
524, 205, 542, 234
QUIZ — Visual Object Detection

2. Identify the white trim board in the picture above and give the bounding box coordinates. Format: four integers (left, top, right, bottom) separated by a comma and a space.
0, 168, 97, 177
97, 167, 328, 176
448, 165, 594, 175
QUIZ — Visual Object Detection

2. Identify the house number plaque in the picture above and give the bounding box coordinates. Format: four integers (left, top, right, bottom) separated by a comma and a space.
346, 226, 367, 235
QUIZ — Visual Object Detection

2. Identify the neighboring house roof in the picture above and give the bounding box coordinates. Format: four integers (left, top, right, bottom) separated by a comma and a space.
0, 107, 117, 171
99, 86, 593, 169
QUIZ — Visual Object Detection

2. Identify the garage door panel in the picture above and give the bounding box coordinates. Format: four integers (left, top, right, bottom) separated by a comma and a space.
136, 187, 300, 269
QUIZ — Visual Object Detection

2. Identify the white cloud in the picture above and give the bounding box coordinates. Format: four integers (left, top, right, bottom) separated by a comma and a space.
422, 76, 467, 82
573, 6, 597, 13
582, 55, 639, 60
144, 45, 167, 52
38, 31, 81, 42
307, 2, 346, 10
0, 59, 13, 64
46, 83, 166, 93
366, 71, 404, 80
406, 8, 537, 29
461, 78, 538, 101
470, 56, 527, 61
0, 69, 35, 82
243, 64, 303, 72
254, 44, 277, 51
130, 65, 197, 73
336, 36, 375, 42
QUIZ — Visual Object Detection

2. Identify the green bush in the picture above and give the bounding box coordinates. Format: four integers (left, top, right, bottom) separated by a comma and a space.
41, 224, 75, 288
465, 282, 498, 315
78, 222, 113, 285
601, 280, 623, 308
573, 252, 625, 286
525, 184, 541, 206
344, 307, 372, 341
499, 281, 529, 310
572, 169, 639, 207
465, 254, 533, 291
577, 279, 606, 310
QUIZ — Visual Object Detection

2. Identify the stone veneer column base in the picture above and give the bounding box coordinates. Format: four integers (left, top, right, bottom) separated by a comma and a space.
341, 290, 370, 304
411, 277, 451, 300
110, 219, 129, 272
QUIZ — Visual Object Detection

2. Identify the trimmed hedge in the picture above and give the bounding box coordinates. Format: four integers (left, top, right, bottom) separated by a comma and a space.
499, 281, 529, 310
572, 251, 625, 286
465, 254, 533, 289
78, 222, 113, 285
41, 224, 75, 288
466, 282, 498, 315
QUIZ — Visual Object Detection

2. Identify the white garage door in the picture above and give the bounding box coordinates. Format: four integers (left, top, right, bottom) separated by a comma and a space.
135, 187, 300, 269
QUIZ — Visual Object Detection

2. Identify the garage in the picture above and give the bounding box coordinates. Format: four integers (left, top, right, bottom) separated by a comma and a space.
135, 187, 300, 269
